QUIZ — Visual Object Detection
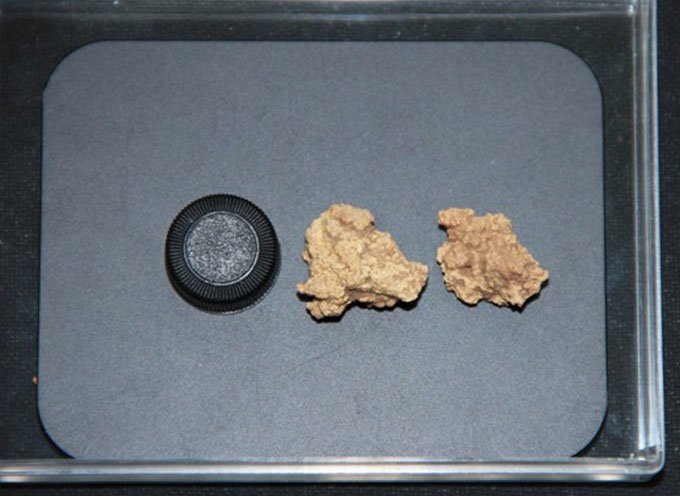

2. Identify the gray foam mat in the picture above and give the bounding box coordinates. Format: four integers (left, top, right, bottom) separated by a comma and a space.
39, 41, 606, 460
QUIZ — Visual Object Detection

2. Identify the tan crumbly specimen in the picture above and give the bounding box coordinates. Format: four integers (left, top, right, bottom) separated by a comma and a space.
436, 208, 548, 307
297, 204, 429, 319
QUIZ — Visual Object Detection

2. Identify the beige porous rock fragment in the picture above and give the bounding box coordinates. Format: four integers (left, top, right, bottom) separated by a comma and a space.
298, 204, 428, 320
436, 208, 548, 307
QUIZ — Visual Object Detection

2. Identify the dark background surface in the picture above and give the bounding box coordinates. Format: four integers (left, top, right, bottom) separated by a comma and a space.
38, 40, 606, 461
0, 0, 677, 494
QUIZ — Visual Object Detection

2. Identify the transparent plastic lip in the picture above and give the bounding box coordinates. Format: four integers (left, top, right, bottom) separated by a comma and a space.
0, 0, 662, 483
0, 456, 666, 483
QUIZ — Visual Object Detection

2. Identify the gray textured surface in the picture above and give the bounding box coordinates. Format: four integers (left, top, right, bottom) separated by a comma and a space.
185, 212, 259, 285
39, 41, 606, 460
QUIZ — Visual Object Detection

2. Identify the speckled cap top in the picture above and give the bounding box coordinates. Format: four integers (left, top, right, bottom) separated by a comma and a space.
165, 194, 279, 313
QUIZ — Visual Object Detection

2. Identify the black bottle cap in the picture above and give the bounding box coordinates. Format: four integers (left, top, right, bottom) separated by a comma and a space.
165, 194, 279, 313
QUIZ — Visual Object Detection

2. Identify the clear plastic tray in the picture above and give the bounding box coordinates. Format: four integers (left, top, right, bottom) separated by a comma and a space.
0, 0, 662, 483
